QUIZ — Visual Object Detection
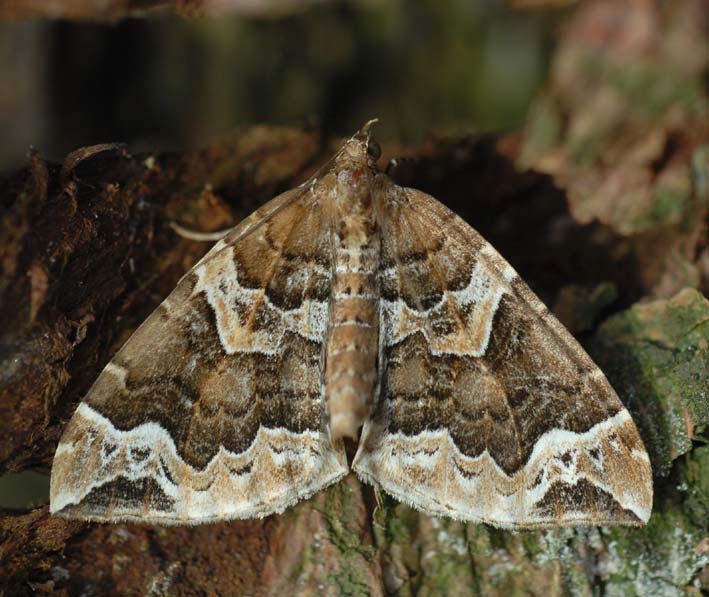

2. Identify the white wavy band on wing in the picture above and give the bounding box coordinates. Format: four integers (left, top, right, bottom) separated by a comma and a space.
51, 403, 347, 524
353, 408, 652, 528
193, 246, 330, 356
381, 260, 507, 357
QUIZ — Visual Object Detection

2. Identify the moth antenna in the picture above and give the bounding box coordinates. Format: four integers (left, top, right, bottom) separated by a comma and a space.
359, 118, 379, 135
169, 221, 232, 242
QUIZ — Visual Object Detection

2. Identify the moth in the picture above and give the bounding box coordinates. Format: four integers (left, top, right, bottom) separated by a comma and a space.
51, 123, 653, 528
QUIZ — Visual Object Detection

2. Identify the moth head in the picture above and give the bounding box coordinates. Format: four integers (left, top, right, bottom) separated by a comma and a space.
336, 119, 381, 169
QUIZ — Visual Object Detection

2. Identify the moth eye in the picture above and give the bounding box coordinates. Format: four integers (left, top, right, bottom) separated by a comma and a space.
367, 139, 382, 160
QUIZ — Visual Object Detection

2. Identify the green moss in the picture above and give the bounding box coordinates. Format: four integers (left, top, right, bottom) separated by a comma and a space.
600, 498, 708, 596
624, 162, 694, 232
327, 568, 377, 597
373, 499, 421, 594
321, 482, 376, 561
273, 481, 381, 594
591, 288, 709, 476
416, 517, 477, 596
680, 445, 709, 528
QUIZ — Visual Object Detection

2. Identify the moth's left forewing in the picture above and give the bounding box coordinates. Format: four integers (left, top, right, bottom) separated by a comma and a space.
354, 184, 653, 529
51, 187, 348, 524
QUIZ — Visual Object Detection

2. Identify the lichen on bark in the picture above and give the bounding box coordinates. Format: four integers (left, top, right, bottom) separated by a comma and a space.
591, 288, 709, 477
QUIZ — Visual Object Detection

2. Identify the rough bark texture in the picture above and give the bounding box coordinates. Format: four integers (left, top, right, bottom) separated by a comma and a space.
1, 0, 708, 595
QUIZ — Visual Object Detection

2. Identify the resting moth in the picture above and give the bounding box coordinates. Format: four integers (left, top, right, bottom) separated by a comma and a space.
50, 123, 653, 528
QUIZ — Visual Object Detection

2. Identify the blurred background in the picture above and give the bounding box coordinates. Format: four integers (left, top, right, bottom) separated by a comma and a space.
0, 0, 568, 174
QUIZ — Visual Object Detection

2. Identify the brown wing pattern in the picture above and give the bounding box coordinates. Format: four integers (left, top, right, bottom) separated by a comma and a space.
51, 128, 653, 529
51, 187, 348, 524
353, 185, 652, 528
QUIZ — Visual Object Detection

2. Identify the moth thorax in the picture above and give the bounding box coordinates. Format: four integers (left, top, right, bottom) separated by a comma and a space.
333, 162, 375, 213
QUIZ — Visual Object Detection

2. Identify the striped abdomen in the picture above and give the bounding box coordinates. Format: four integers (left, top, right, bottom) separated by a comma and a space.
324, 209, 380, 440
